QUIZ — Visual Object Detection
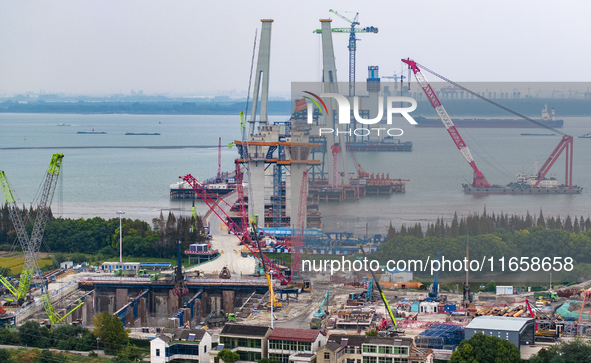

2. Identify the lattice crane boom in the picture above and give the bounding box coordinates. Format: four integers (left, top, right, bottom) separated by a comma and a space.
0, 171, 38, 300
29, 153, 64, 254
402, 58, 491, 188
181, 174, 290, 284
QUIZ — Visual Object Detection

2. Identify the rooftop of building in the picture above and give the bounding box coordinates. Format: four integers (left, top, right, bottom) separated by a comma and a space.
327, 334, 412, 347
466, 316, 535, 332
221, 324, 271, 337
156, 328, 207, 344
269, 328, 325, 342
323, 342, 344, 352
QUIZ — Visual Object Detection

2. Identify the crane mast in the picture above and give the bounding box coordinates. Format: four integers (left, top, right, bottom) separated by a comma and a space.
29, 153, 65, 259
401, 58, 490, 188
0, 171, 39, 301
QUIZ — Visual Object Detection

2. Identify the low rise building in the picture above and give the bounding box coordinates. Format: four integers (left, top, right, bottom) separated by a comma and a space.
217, 324, 272, 363
328, 335, 415, 363
316, 342, 345, 363
268, 328, 327, 363
465, 316, 535, 351
151, 328, 212, 363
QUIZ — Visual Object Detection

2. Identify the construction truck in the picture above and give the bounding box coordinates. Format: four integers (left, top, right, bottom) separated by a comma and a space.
534, 291, 559, 302
201, 309, 236, 328
113, 269, 137, 277
138, 269, 159, 281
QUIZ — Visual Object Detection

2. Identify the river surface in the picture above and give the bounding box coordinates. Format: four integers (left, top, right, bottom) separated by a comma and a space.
1, 113, 590, 236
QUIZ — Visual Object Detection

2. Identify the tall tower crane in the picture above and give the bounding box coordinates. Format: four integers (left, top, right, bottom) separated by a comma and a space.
402, 58, 491, 188
313, 10, 378, 96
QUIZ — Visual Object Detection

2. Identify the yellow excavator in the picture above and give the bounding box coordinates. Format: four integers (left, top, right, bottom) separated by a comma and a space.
251, 222, 281, 308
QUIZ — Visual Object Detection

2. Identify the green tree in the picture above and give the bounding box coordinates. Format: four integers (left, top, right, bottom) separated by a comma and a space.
0, 348, 12, 363
92, 311, 129, 353
218, 349, 241, 363
450, 333, 520, 363
116, 344, 144, 362
486, 280, 496, 293
365, 329, 379, 336
0, 327, 20, 345
529, 337, 591, 363
35, 349, 67, 363
18, 321, 51, 348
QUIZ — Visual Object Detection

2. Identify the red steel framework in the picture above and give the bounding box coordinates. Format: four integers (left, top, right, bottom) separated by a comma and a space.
535, 135, 574, 189
181, 173, 290, 285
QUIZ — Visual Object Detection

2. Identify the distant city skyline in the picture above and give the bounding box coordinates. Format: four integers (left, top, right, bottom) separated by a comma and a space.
1, 0, 590, 95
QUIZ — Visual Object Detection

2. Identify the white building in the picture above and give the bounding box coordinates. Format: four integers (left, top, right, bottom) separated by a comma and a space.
383, 268, 413, 283
151, 328, 211, 363
268, 328, 327, 363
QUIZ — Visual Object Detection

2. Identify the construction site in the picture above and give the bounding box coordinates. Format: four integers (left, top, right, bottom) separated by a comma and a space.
1, 9, 590, 363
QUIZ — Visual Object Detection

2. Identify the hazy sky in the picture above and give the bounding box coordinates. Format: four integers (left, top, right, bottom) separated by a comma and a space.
1, 0, 590, 95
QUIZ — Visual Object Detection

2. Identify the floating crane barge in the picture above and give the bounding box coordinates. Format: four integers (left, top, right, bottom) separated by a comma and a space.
402, 58, 582, 195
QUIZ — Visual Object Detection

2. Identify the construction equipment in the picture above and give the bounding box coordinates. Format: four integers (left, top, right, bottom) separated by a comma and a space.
402, 59, 490, 188
331, 144, 341, 188
534, 291, 559, 302
217, 137, 222, 182
310, 290, 330, 329
0, 153, 64, 304
462, 230, 474, 308
359, 245, 397, 327
201, 309, 235, 328
403, 58, 578, 192
347, 145, 369, 178
313, 9, 378, 96
172, 238, 188, 299
535, 298, 551, 307
0, 171, 38, 303
41, 294, 84, 327
182, 174, 290, 285
426, 252, 441, 302
252, 223, 281, 308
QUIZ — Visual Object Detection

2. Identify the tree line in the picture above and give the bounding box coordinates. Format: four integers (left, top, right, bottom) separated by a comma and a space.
387, 208, 591, 239
374, 209, 591, 282
0, 205, 207, 259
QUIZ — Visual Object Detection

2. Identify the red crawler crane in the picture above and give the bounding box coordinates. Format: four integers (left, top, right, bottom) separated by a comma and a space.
403, 58, 577, 191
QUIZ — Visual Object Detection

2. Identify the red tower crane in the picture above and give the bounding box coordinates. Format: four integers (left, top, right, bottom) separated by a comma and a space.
402, 58, 490, 188
217, 137, 222, 181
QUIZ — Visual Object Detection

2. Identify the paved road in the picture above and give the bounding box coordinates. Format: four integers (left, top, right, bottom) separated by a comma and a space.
186, 192, 256, 277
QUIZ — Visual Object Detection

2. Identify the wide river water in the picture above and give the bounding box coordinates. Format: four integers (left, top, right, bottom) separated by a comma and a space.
1, 113, 590, 236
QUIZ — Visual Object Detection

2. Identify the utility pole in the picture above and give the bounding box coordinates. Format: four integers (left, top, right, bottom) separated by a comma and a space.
117, 211, 125, 263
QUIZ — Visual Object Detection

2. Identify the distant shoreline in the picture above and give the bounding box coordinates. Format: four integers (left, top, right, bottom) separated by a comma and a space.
1, 98, 591, 116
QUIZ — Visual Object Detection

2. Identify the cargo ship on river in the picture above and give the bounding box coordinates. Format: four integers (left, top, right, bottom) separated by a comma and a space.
415, 105, 563, 128
170, 172, 236, 199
